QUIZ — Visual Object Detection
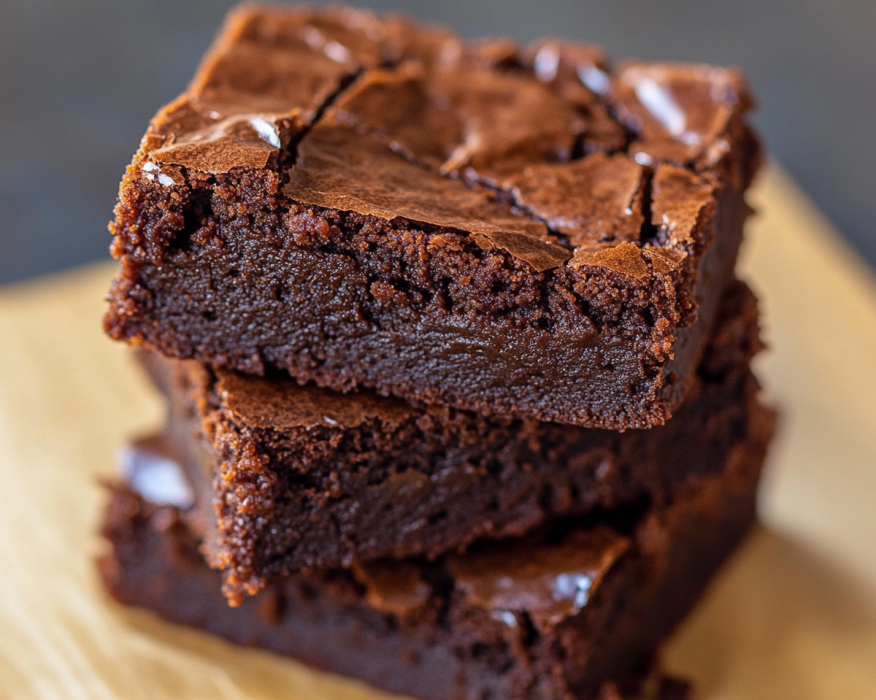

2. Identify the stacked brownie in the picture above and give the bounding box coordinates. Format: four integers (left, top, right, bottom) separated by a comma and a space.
99, 5, 774, 699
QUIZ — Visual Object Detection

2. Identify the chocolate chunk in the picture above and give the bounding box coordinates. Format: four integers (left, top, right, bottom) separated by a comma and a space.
352, 562, 432, 616
449, 527, 629, 630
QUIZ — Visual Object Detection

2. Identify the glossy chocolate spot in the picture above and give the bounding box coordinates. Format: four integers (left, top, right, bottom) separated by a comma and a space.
611, 61, 751, 164
118, 435, 194, 509
151, 111, 283, 173
448, 527, 629, 630
520, 39, 626, 154
522, 38, 607, 94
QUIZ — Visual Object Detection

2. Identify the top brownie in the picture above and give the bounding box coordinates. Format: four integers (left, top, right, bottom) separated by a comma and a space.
104, 4, 761, 429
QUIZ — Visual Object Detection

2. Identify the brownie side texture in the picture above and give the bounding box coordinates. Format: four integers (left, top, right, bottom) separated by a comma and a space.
99, 404, 772, 700
104, 4, 761, 430
138, 280, 762, 602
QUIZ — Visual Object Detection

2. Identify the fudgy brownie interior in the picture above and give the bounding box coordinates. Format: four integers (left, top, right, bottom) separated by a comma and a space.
134, 280, 762, 602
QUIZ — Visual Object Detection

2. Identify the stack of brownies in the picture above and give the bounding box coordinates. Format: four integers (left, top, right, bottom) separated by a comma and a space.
98, 5, 775, 699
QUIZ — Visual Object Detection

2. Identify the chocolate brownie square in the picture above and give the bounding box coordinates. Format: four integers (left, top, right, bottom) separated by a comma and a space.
100, 402, 771, 700
104, 4, 761, 429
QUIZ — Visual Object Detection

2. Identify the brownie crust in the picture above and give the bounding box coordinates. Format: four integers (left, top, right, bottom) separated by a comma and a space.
139, 280, 763, 602
104, 4, 761, 429
100, 403, 772, 700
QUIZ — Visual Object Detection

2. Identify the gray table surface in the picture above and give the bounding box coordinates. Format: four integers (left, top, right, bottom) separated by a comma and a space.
1, 0, 873, 285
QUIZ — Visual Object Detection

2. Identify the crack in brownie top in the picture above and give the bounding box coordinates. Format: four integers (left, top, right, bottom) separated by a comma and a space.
126, 4, 753, 275
283, 119, 571, 271
145, 5, 458, 175
324, 60, 588, 179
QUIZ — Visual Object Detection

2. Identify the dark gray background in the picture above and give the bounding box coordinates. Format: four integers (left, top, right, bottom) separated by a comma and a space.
1, 0, 874, 285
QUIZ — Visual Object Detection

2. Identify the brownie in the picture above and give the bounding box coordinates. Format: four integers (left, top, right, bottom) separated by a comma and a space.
104, 4, 762, 429
135, 280, 762, 603
100, 403, 771, 700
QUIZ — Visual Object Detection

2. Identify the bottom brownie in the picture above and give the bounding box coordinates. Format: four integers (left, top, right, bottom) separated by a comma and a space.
99, 403, 773, 700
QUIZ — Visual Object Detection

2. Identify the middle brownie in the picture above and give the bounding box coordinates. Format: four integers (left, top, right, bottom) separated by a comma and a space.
136, 279, 761, 603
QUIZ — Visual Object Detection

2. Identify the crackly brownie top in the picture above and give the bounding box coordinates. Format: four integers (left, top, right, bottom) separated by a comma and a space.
135, 4, 754, 273
285, 119, 571, 270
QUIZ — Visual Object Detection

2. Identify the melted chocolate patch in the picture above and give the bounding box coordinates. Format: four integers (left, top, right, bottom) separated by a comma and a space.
611, 61, 751, 164
448, 527, 629, 630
